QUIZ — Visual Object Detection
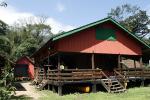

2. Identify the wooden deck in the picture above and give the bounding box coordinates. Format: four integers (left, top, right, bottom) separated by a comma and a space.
38, 68, 150, 84
116, 68, 150, 79
38, 69, 108, 85
36, 68, 150, 95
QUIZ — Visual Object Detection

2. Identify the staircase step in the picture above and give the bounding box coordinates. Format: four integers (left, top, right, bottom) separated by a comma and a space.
36, 80, 48, 90
110, 86, 123, 90
111, 89, 126, 93
102, 79, 110, 81
111, 84, 120, 87
101, 75, 126, 93
104, 81, 118, 84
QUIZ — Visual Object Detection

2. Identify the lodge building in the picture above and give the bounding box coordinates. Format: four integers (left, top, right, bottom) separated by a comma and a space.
31, 17, 150, 95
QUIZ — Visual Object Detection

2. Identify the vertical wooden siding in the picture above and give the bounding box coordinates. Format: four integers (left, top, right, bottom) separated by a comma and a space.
57, 22, 142, 55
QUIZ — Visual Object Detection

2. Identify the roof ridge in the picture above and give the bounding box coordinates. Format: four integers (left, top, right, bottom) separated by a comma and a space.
52, 17, 111, 41
52, 17, 110, 39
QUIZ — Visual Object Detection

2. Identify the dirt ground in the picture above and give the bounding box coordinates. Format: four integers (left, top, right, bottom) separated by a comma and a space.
15, 81, 40, 100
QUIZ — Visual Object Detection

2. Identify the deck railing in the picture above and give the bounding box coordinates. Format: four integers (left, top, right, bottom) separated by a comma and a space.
38, 68, 45, 80
37, 68, 150, 82
46, 69, 106, 82
116, 68, 150, 78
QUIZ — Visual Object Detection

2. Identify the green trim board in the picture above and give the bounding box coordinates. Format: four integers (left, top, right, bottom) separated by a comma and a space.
52, 17, 111, 41
96, 28, 116, 41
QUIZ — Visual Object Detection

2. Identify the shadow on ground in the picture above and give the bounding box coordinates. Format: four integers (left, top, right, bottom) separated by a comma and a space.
14, 82, 26, 91
11, 95, 33, 100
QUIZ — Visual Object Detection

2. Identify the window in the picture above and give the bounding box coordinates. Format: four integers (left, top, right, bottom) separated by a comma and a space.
96, 28, 116, 41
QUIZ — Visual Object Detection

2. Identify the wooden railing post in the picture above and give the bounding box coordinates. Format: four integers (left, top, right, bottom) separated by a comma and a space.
140, 57, 143, 68
134, 60, 136, 68
140, 57, 145, 85
92, 83, 96, 93
134, 59, 137, 77
58, 85, 62, 96
139, 57, 144, 77
48, 54, 50, 65
91, 53, 95, 81
91, 52, 95, 69
118, 54, 122, 72
57, 54, 61, 82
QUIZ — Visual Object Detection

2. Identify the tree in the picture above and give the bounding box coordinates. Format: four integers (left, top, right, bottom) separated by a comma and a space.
0, 1, 7, 7
108, 4, 150, 39
0, 20, 16, 99
7, 16, 53, 60
0, 20, 8, 35
0, 20, 10, 58
1, 16, 53, 60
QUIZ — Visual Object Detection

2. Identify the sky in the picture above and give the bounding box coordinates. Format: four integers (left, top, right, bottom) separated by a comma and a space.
0, 0, 150, 34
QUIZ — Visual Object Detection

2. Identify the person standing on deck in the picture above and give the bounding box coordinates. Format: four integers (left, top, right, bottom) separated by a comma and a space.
60, 62, 65, 70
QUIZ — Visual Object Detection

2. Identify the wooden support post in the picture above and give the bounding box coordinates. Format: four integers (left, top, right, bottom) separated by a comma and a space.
52, 85, 56, 93
36, 63, 40, 79
44, 66, 47, 79
139, 57, 143, 68
58, 86, 62, 96
48, 55, 50, 65
91, 53, 95, 69
58, 54, 60, 70
139, 57, 144, 77
92, 83, 96, 93
48, 84, 50, 90
141, 78, 145, 87
134, 59, 137, 77
134, 60, 136, 68
49, 85, 52, 90
118, 55, 121, 70
57, 54, 61, 82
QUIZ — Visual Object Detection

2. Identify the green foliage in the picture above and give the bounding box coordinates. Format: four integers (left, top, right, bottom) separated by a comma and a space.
0, 20, 10, 60
0, 20, 8, 35
0, 17, 53, 60
0, 36, 11, 58
0, 87, 11, 100
0, 19, 53, 100
10, 23, 52, 59
0, 61, 16, 100
108, 4, 150, 39
143, 38, 150, 45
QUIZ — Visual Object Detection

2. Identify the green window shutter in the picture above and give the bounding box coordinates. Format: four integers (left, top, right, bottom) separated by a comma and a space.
96, 28, 116, 41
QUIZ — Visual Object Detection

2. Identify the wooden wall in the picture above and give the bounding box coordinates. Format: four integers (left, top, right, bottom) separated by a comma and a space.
56, 22, 142, 55
16, 57, 34, 79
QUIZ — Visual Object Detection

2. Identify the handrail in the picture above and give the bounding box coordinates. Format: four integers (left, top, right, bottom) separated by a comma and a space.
100, 71, 109, 79
120, 62, 129, 69
114, 69, 126, 80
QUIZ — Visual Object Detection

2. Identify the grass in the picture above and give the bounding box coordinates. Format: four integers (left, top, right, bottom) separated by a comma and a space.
38, 87, 150, 100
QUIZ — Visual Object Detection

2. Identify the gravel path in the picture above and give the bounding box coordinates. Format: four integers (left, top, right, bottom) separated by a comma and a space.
15, 82, 40, 100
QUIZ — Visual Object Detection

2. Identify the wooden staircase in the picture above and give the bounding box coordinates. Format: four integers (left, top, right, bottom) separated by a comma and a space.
100, 76, 126, 93
37, 79, 48, 90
